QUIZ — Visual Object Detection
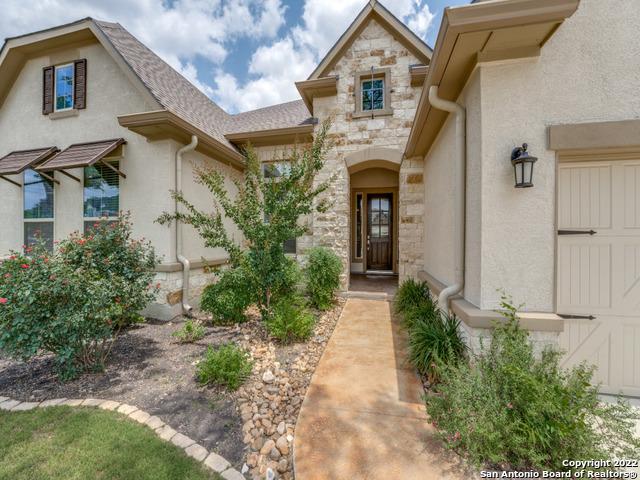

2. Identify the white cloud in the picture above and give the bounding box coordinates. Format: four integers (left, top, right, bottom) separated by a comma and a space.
0, 0, 286, 71
212, 0, 436, 112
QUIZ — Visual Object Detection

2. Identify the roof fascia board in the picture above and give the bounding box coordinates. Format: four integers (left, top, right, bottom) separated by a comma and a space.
295, 76, 338, 112
225, 125, 314, 147
404, 0, 580, 158
118, 110, 245, 169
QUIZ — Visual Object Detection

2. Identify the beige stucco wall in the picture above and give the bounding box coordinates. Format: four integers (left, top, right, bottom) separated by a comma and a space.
422, 0, 640, 312
311, 18, 424, 284
0, 40, 174, 261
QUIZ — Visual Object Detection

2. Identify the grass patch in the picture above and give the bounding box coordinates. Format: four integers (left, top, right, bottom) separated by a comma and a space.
0, 406, 220, 480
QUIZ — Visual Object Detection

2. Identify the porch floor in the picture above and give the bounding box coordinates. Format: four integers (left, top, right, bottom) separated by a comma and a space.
348, 273, 398, 299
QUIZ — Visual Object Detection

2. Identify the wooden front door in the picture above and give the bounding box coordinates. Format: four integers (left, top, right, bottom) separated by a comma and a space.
367, 193, 392, 271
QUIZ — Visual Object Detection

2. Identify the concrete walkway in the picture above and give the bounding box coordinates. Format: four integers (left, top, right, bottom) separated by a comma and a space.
293, 298, 470, 480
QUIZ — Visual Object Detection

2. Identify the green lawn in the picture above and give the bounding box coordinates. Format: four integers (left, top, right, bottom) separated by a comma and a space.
0, 406, 221, 480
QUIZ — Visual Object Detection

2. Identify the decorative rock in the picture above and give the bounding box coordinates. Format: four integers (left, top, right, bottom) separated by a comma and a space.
156, 424, 177, 441
171, 432, 195, 449
145, 416, 164, 430
12, 401, 40, 411
241, 463, 249, 474
81, 398, 104, 407
185, 443, 208, 462
0, 396, 8, 403
221, 468, 246, 480
60, 399, 84, 407
269, 447, 281, 461
262, 370, 275, 384
0, 400, 21, 410
39, 398, 66, 408
129, 409, 151, 424
266, 467, 276, 480
277, 458, 288, 473
98, 400, 121, 411
276, 421, 286, 435
246, 452, 259, 468
116, 404, 138, 415
259, 439, 276, 456
275, 435, 289, 455
204, 452, 230, 472
251, 436, 264, 451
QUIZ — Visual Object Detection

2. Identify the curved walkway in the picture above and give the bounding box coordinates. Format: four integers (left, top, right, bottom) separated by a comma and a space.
293, 298, 470, 480
0, 396, 244, 480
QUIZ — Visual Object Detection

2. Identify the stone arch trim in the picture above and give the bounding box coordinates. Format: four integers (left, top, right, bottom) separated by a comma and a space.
345, 147, 402, 174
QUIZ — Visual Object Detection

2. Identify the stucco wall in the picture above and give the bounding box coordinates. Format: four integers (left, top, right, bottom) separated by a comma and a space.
476, 0, 640, 311
311, 18, 424, 284
0, 41, 174, 261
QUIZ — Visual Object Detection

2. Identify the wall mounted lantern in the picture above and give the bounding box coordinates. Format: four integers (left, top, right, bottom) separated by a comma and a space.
511, 143, 537, 188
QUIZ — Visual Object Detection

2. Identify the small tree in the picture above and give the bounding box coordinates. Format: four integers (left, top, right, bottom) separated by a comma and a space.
158, 120, 333, 318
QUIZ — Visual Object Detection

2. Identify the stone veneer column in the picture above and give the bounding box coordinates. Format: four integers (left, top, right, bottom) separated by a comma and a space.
398, 156, 424, 281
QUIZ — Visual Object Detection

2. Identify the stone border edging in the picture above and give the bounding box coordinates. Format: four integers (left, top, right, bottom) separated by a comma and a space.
0, 396, 245, 480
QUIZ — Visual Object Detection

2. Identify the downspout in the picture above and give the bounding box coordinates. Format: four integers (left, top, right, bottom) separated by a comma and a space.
175, 135, 198, 315
427, 85, 466, 312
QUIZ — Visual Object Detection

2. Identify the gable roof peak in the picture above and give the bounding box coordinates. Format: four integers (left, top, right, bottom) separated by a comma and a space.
307, 0, 432, 80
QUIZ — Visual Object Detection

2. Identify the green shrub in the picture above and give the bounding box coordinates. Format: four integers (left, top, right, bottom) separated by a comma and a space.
0, 216, 157, 380
60, 213, 158, 327
265, 295, 315, 343
172, 319, 205, 343
426, 295, 640, 472
395, 278, 431, 315
408, 311, 466, 384
196, 343, 253, 390
200, 267, 252, 325
305, 247, 342, 310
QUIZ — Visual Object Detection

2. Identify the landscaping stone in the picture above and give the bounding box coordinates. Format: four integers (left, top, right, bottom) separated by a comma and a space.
11, 401, 40, 411
185, 443, 208, 462
204, 452, 230, 472
145, 415, 164, 430
156, 424, 177, 441
0, 399, 20, 410
116, 404, 137, 415
129, 409, 151, 424
98, 400, 121, 411
221, 468, 246, 480
236, 300, 344, 479
81, 398, 104, 407
39, 398, 66, 407
60, 399, 83, 406
171, 432, 195, 449
0, 396, 8, 403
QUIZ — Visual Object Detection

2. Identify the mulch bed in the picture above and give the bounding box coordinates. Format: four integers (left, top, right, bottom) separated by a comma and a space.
0, 299, 346, 475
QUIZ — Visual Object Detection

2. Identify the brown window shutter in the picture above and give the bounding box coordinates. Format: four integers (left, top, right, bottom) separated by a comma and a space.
74, 59, 87, 109
42, 66, 54, 115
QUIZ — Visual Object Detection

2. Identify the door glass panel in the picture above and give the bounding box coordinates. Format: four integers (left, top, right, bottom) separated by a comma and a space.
380, 225, 389, 238
380, 198, 389, 212
371, 211, 380, 224
380, 211, 389, 224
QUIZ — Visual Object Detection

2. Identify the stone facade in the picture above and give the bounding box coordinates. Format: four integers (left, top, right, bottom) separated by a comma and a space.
306, 18, 425, 286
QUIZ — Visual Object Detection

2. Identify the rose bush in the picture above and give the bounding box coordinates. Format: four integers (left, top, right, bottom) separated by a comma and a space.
0, 215, 158, 380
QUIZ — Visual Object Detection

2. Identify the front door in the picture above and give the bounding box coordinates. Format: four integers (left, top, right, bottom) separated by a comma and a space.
367, 193, 392, 271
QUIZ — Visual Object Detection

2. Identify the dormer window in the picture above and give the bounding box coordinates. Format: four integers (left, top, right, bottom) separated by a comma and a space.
54, 63, 74, 111
42, 59, 86, 115
353, 67, 393, 118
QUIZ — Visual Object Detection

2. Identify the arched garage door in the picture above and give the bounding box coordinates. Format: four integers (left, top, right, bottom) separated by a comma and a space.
557, 158, 640, 396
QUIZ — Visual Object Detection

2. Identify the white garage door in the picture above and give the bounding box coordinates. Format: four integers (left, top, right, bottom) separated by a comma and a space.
557, 159, 640, 396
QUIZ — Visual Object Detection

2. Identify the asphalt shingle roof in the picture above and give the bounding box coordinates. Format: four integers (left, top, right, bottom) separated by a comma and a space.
93, 20, 313, 145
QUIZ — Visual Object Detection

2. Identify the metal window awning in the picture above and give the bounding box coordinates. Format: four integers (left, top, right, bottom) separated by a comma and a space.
36, 138, 127, 181
0, 146, 59, 187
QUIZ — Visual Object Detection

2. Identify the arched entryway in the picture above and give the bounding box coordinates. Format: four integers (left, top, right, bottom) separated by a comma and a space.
345, 147, 400, 294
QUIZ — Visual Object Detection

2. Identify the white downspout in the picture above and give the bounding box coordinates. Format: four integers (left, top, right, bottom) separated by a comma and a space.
176, 135, 198, 315
428, 85, 466, 312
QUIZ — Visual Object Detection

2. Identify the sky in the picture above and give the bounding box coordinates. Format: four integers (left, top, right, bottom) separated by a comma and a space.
0, 0, 469, 114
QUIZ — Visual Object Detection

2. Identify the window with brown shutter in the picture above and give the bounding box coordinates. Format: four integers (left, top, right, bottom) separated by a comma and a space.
74, 59, 87, 109
42, 66, 54, 115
